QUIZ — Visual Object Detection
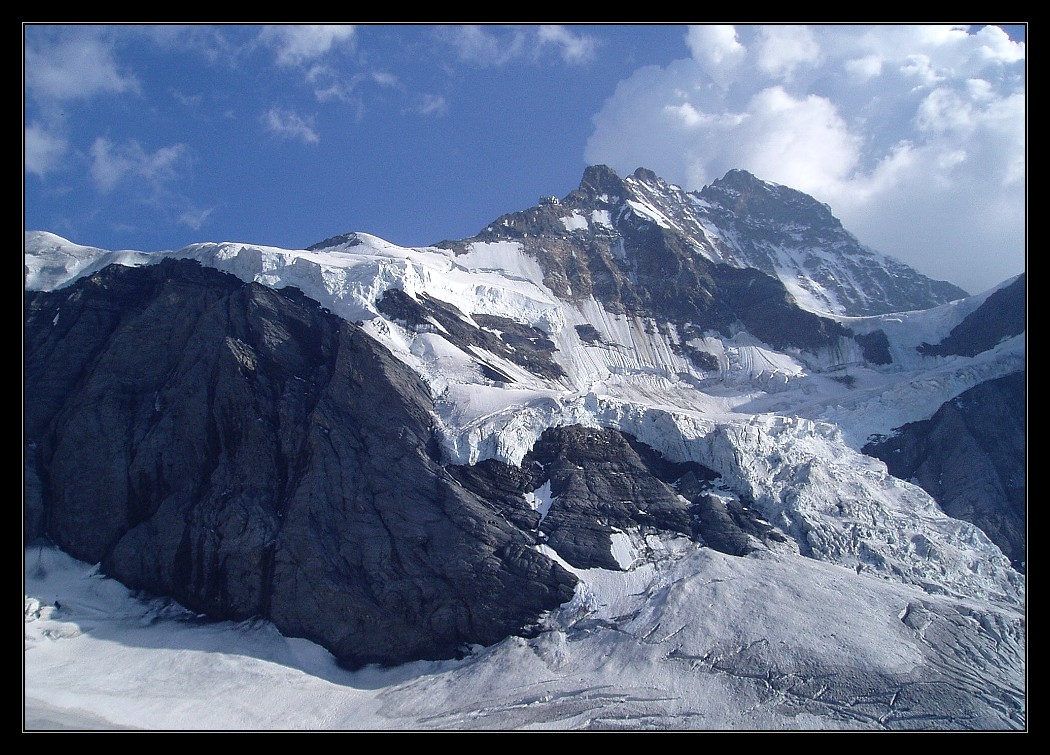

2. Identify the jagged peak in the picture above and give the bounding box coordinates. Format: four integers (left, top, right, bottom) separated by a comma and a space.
575, 164, 626, 201
630, 167, 661, 185
307, 231, 365, 251
704, 169, 791, 200
700, 168, 837, 221
719, 168, 763, 185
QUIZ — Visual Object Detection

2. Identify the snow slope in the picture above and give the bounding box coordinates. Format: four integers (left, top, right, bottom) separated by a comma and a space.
24, 539, 1024, 730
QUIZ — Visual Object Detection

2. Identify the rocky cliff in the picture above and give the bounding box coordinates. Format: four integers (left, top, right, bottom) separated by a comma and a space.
24, 258, 580, 667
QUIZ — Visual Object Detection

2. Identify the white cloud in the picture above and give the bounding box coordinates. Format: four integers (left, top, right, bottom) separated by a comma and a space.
135, 25, 245, 66
438, 25, 599, 67
844, 54, 883, 81
257, 26, 359, 103
585, 24, 1026, 294
171, 89, 204, 109
24, 35, 139, 103
259, 25, 356, 67
310, 69, 399, 105
900, 54, 942, 86
89, 138, 188, 193
685, 25, 746, 89
686, 25, 746, 68
177, 206, 215, 231
733, 87, 860, 196
755, 25, 822, 80
24, 123, 69, 177
371, 71, 399, 88
585, 59, 712, 184
417, 93, 448, 116
439, 25, 527, 66
263, 108, 320, 144
972, 24, 1025, 62
536, 25, 598, 64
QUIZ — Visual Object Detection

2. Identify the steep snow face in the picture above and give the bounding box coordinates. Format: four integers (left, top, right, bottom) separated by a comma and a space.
619, 169, 968, 317
23, 231, 1025, 611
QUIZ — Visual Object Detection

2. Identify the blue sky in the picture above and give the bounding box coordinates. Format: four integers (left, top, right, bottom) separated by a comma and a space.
24, 24, 1025, 295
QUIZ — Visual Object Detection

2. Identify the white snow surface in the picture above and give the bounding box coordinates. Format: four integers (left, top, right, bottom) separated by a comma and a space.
23, 231, 1026, 730
24, 540, 1024, 730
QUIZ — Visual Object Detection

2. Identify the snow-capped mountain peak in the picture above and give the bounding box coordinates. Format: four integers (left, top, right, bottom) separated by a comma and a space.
23, 164, 1025, 729
467, 165, 969, 320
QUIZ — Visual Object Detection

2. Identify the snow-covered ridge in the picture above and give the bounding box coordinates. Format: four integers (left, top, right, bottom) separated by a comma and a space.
24, 231, 1017, 427
24, 230, 1025, 608
24, 229, 1022, 465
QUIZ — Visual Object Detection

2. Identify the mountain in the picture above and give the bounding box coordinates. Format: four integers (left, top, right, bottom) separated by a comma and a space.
415, 165, 969, 320
23, 165, 1025, 730
24, 259, 577, 668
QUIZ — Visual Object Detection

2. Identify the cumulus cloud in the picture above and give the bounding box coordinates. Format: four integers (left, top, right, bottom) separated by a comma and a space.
755, 25, 822, 80
733, 87, 861, 195
24, 123, 69, 177
686, 25, 746, 68
844, 54, 883, 81
263, 108, 320, 143
585, 24, 1026, 294
89, 138, 189, 193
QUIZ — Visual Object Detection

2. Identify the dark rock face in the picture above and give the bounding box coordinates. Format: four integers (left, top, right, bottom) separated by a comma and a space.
708, 264, 851, 352
855, 329, 893, 366
430, 164, 965, 363
24, 258, 578, 668
376, 288, 564, 381
22, 258, 794, 666
863, 371, 1026, 572
574, 324, 602, 344
919, 274, 1026, 358
572, 163, 629, 203
449, 426, 786, 569
305, 231, 365, 251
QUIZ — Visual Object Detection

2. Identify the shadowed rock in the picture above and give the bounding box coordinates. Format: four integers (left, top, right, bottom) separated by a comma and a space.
863, 371, 1026, 572
24, 258, 578, 668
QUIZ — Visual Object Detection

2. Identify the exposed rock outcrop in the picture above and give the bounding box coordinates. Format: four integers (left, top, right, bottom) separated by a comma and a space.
459, 166, 854, 355
863, 371, 1026, 571
449, 426, 787, 570
919, 274, 1026, 358
696, 169, 969, 314
24, 256, 795, 667
23, 258, 578, 668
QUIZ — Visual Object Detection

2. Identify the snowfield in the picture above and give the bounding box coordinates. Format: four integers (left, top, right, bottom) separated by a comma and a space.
24, 537, 1024, 730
